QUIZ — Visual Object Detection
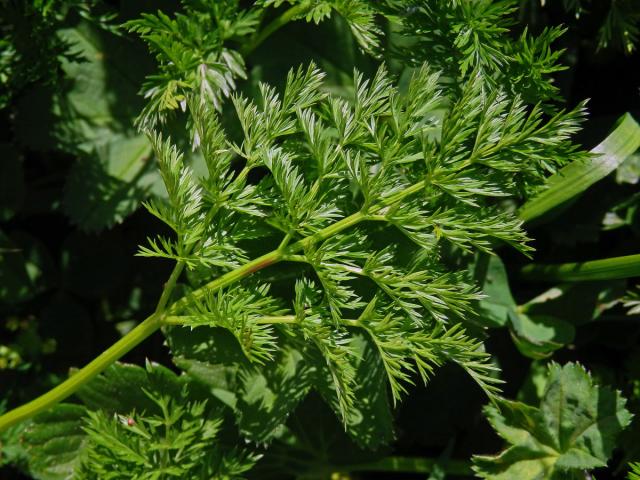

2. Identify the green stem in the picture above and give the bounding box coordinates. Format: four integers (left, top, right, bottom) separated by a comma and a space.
169, 249, 284, 312
381, 180, 426, 206
520, 253, 640, 282
157, 163, 250, 314
176, 211, 371, 308
155, 262, 185, 313
338, 456, 473, 476
0, 314, 161, 432
282, 254, 307, 263
257, 315, 297, 324
241, 2, 311, 56
297, 211, 367, 249
278, 232, 293, 251
164, 314, 362, 327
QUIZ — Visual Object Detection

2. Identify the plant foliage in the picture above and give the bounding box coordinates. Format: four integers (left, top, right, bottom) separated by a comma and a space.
473, 363, 633, 479
1, 1, 640, 479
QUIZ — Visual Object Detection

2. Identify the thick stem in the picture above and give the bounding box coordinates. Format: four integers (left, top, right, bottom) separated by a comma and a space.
0, 314, 161, 432
168, 249, 284, 312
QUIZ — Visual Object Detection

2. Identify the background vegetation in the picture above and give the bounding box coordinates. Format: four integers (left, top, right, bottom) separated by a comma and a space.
1, 0, 640, 479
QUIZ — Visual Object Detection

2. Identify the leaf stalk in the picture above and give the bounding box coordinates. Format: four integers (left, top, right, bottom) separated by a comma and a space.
0, 313, 161, 432
0, 177, 428, 432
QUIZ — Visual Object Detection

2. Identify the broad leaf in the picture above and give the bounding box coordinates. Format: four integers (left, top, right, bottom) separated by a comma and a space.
167, 326, 313, 443
23, 404, 87, 480
168, 326, 394, 448
476, 255, 573, 358
508, 312, 575, 360
236, 343, 314, 442
63, 135, 155, 232
54, 23, 158, 231
314, 333, 395, 449
473, 362, 632, 479
254, 394, 385, 478
76, 361, 185, 414
475, 254, 517, 328
14, 20, 159, 231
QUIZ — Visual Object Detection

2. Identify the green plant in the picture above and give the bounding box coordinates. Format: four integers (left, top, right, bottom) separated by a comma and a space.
2, 1, 640, 479
473, 362, 632, 479
125, 0, 382, 129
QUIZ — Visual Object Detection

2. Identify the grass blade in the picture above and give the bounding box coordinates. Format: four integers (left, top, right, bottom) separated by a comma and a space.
519, 113, 640, 223
521, 254, 640, 282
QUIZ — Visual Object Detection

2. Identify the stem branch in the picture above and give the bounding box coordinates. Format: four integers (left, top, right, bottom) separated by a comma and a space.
163, 314, 298, 326
0, 177, 427, 432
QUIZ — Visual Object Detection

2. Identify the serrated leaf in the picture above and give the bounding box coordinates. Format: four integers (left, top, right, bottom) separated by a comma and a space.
473, 362, 633, 479
76, 361, 184, 414
63, 135, 156, 232
255, 393, 384, 477
167, 326, 248, 409
23, 404, 87, 480
51, 22, 149, 150
236, 344, 314, 442
15, 20, 157, 231
0, 421, 28, 469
